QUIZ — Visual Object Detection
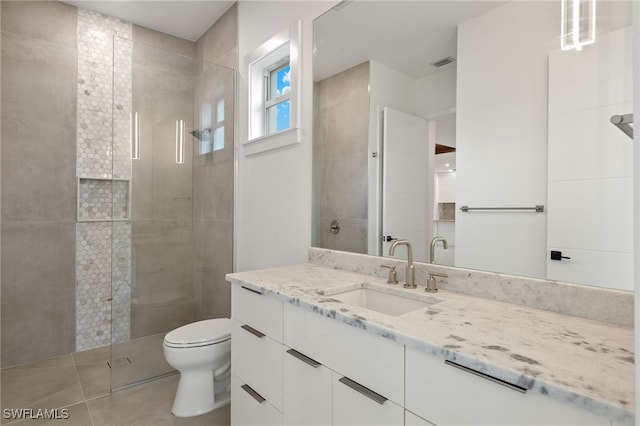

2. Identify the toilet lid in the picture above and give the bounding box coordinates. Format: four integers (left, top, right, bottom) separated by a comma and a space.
164, 318, 231, 348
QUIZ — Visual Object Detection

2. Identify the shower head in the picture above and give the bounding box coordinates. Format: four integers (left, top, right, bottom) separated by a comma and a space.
190, 128, 211, 141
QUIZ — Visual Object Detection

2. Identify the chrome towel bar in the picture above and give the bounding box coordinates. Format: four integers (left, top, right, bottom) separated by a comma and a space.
460, 205, 544, 213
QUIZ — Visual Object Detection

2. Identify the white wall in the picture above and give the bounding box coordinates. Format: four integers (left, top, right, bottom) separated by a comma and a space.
236, 1, 335, 271
436, 172, 456, 203
455, 1, 555, 278
416, 67, 456, 117
547, 27, 633, 290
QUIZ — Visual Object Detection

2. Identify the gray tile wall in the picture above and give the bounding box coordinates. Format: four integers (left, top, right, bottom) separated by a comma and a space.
192, 5, 237, 321
1, 1, 78, 367
196, 3, 237, 70
132, 25, 196, 59
313, 61, 370, 254
128, 31, 198, 338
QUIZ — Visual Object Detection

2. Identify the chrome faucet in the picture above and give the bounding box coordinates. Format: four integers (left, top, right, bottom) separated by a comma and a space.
389, 240, 416, 289
430, 237, 448, 264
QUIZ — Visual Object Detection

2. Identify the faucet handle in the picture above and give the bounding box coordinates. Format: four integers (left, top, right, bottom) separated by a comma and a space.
429, 272, 448, 278
426, 271, 448, 293
381, 264, 398, 284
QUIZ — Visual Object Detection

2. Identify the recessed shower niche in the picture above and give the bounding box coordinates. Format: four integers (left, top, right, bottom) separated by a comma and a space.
77, 177, 131, 222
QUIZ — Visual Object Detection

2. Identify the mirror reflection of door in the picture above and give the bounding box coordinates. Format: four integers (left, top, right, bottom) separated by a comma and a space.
381, 107, 432, 262
429, 111, 456, 266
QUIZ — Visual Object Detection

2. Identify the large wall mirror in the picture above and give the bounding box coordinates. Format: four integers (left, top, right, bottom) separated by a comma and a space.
312, 0, 634, 291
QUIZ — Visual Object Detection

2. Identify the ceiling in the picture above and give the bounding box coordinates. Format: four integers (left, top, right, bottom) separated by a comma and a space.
61, 1, 234, 41
313, 1, 507, 81
313, 1, 632, 82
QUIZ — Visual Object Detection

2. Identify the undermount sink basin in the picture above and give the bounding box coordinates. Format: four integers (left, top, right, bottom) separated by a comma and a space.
330, 286, 439, 316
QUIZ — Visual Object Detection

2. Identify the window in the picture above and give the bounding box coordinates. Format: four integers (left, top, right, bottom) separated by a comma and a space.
265, 61, 291, 135
244, 21, 301, 156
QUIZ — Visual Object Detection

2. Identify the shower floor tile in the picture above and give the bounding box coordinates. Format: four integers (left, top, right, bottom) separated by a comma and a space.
110, 334, 173, 390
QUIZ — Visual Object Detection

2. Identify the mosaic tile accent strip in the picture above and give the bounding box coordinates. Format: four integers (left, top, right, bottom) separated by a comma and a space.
76, 9, 133, 352
78, 178, 130, 221
112, 221, 132, 343
113, 37, 133, 181
77, 8, 131, 179
76, 222, 112, 352
75, 221, 132, 349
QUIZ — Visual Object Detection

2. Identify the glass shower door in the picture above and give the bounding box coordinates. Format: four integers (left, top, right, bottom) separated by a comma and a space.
110, 37, 197, 390
110, 37, 235, 391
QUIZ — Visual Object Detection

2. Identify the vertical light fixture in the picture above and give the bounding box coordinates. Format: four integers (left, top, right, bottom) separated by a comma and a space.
131, 112, 140, 160
176, 119, 185, 164
561, 0, 596, 51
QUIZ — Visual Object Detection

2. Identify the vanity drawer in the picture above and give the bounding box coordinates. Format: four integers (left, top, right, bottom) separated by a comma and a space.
232, 374, 283, 426
283, 303, 404, 405
232, 318, 283, 411
405, 346, 610, 426
283, 346, 332, 426
332, 371, 404, 426
231, 283, 283, 342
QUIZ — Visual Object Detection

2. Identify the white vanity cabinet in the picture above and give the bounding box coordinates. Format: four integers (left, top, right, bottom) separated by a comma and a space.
281, 340, 404, 426
405, 346, 611, 426
231, 374, 283, 426
231, 282, 405, 425
283, 304, 405, 405
283, 303, 405, 425
282, 346, 332, 425
230, 281, 620, 426
332, 372, 404, 426
231, 285, 283, 425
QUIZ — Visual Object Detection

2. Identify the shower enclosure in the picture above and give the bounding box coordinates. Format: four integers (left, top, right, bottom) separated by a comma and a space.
106, 38, 235, 390
0, 3, 235, 402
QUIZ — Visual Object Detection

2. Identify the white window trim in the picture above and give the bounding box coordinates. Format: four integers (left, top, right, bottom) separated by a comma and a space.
244, 20, 302, 156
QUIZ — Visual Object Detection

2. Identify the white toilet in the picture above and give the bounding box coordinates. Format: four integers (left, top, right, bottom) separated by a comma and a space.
163, 318, 231, 417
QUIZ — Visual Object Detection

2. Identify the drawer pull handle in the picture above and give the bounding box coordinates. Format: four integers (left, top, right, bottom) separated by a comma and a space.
241, 324, 265, 338
444, 360, 527, 394
286, 349, 321, 368
241, 285, 263, 295
241, 384, 266, 404
338, 377, 387, 405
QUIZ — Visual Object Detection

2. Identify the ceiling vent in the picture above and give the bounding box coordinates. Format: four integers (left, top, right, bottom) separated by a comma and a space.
430, 57, 456, 68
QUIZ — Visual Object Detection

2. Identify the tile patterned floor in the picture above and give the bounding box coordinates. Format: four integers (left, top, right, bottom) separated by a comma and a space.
0, 347, 230, 426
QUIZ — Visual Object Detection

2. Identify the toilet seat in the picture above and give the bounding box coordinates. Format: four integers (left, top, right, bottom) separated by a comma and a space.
164, 318, 231, 348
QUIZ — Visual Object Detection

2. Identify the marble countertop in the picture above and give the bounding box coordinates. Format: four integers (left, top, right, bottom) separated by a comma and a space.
226, 263, 634, 424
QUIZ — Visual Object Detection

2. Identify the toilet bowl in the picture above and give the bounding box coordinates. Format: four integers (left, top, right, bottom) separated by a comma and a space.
163, 318, 231, 417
